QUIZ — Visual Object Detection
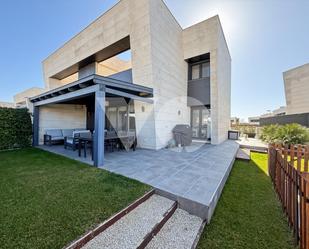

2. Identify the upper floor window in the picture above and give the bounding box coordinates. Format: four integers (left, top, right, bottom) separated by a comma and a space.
191, 65, 200, 80
189, 61, 210, 80
201, 62, 210, 78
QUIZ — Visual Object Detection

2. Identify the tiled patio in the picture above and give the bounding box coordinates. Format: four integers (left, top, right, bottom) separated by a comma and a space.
39, 140, 239, 221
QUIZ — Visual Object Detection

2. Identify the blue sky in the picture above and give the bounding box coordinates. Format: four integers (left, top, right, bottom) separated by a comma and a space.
0, 0, 308, 120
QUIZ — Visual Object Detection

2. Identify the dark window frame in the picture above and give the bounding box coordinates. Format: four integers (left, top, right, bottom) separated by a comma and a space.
188, 59, 210, 81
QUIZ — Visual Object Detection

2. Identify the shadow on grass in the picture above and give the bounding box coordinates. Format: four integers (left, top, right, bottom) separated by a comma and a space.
197, 152, 297, 249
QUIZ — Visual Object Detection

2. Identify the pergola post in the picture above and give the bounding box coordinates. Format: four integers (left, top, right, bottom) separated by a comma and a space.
93, 85, 105, 167
32, 106, 39, 146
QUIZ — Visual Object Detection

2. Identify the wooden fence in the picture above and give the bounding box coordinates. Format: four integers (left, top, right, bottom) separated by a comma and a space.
268, 144, 309, 249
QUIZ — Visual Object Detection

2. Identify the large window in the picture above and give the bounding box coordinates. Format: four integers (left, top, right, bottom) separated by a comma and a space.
105, 101, 135, 132
190, 61, 210, 80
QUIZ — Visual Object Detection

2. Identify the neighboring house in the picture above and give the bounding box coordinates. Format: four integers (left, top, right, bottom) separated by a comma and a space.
272, 106, 286, 116
14, 87, 46, 108
29, 0, 231, 166
249, 106, 286, 126
284, 63, 309, 115
260, 63, 309, 127
0, 101, 15, 108
230, 117, 239, 126
248, 116, 260, 125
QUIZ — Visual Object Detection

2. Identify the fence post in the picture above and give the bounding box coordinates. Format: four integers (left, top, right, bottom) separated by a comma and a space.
301, 173, 309, 249
297, 145, 302, 171
304, 176, 309, 249
291, 145, 295, 167
269, 143, 308, 248
305, 145, 309, 172
284, 145, 288, 211
268, 144, 273, 178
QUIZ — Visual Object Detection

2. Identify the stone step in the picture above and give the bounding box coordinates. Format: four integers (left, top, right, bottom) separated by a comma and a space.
236, 148, 251, 161
146, 208, 204, 249
81, 194, 175, 249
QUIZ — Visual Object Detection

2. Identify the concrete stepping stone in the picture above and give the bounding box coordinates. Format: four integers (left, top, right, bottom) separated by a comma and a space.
82, 194, 175, 249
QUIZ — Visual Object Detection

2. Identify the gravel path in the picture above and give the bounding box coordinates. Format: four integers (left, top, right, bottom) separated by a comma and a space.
82, 194, 174, 249
146, 209, 203, 249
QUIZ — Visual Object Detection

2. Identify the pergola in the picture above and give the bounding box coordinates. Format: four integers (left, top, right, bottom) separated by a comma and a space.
30, 74, 153, 167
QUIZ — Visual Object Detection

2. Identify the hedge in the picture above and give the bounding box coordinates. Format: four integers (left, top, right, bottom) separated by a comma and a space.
260, 123, 309, 145
0, 107, 32, 150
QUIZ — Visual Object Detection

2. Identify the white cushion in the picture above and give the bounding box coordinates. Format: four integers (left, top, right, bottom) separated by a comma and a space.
45, 129, 62, 137
62, 129, 74, 138
66, 137, 74, 144
73, 130, 91, 138
51, 136, 64, 141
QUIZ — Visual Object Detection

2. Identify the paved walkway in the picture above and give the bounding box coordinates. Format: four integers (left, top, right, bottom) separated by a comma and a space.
40, 140, 239, 221
103, 140, 239, 220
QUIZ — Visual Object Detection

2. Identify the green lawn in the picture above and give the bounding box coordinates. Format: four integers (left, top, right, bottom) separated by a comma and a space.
198, 152, 297, 249
0, 148, 150, 249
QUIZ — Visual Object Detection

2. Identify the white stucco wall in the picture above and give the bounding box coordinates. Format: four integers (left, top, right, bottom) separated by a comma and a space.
38, 104, 87, 144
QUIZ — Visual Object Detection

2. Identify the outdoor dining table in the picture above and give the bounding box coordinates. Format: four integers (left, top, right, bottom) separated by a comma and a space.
78, 132, 136, 158
78, 137, 93, 159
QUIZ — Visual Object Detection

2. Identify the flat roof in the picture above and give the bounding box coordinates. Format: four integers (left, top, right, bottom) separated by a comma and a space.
30, 74, 153, 105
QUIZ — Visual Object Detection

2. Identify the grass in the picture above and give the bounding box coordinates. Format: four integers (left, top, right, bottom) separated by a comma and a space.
0, 148, 150, 249
198, 152, 297, 249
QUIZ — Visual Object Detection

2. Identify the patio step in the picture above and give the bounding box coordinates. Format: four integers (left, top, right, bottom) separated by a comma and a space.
145, 208, 204, 249
81, 194, 176, 249
236, 148, 251, 161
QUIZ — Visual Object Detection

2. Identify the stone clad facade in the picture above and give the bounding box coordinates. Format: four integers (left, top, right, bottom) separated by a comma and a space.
37, 0, 231, 149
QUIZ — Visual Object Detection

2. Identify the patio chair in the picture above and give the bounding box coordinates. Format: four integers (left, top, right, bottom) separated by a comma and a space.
64, 130, 91, 151
105, 130, 117, 152
44, 129, 64, 146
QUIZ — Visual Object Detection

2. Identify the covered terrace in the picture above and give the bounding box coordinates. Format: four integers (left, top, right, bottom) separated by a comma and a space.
30, 74, 153, 167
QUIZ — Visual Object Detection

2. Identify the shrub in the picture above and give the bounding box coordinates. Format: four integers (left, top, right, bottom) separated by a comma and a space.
0, 107, 32, 150
260, 123, 309, 145
260, 124, 280, 143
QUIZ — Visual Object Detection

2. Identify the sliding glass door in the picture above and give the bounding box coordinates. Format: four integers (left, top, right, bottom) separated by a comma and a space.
105, 101, 135, 132
191, 106, 211, 140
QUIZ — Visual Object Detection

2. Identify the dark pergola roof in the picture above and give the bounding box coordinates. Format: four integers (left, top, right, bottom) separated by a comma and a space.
30, 74, 153, 106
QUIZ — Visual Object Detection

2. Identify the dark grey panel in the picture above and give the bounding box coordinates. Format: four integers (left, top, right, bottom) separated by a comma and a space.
260, 112, 309, 127
93, 86, 106, 167
109, 69, 132, 83
187, 78, 210, 106
186, 53, 210, 63
32, 106, 39, 146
